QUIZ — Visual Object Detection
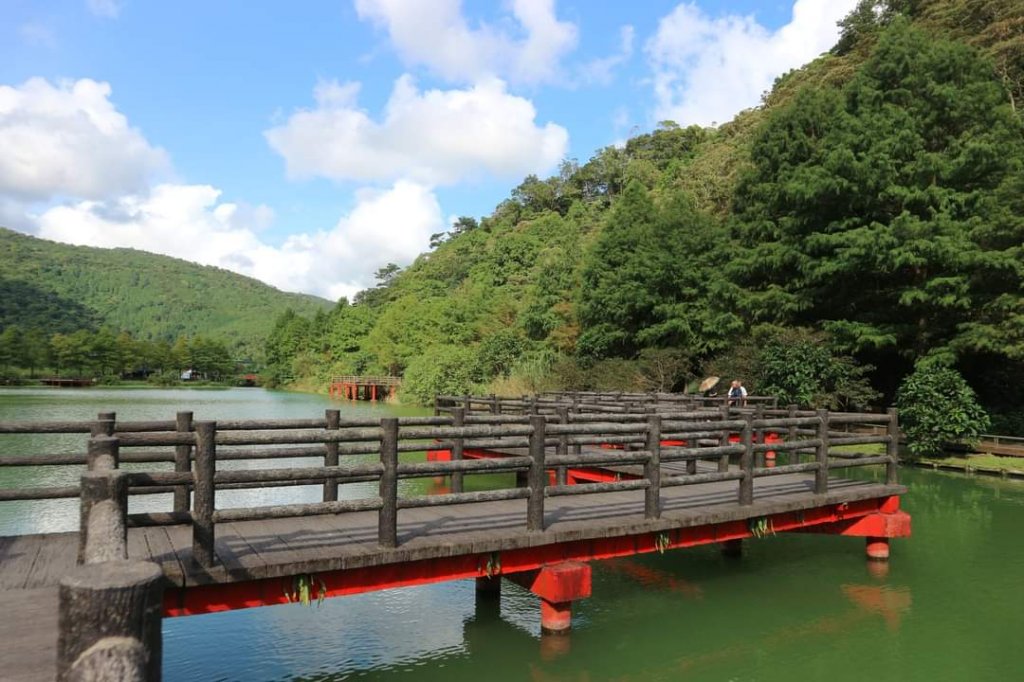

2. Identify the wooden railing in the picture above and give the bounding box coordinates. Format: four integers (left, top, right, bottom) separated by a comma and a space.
0, 404, 899, 559
1, 400, 899, 681
435, 391, 779, 416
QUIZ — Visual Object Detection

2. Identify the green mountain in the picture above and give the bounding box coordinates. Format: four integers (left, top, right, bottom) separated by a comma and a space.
244, 2, 1024, 432
0, 228, 333, 357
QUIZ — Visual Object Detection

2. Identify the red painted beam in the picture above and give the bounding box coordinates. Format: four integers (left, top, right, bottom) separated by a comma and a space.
505, 561, 592, 603
162, 495, 905, 617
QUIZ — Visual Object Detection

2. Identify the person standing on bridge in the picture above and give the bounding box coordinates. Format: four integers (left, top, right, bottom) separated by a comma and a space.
728, 380, 747, 407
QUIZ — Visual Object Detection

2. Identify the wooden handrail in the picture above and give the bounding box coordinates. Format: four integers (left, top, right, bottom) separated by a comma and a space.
4, 405, 900, 561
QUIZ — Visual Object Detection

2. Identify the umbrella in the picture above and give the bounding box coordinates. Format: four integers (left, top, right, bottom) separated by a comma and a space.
699, 376, 720, 392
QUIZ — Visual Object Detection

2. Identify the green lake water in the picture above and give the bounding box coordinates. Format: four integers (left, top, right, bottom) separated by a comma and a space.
1, 387, 1021, 681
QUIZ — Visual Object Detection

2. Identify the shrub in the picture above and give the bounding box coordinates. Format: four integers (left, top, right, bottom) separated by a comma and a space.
400, 345, 480, 405
896, 361, 990, 456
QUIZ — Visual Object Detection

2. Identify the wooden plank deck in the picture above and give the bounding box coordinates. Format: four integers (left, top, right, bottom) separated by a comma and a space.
0, 469, 902, 592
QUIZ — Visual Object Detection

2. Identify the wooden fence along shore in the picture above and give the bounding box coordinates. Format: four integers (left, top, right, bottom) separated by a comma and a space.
0, 392, 910, 681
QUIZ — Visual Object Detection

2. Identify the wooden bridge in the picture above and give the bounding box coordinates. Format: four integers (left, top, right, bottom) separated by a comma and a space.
328, 374, 400, 401
0, 393, 909, 680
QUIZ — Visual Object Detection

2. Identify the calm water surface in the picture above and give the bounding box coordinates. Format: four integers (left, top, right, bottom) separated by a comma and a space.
1, 388, 1020, 681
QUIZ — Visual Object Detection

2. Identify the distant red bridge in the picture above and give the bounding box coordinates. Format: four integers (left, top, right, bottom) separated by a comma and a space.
329, 374, 400, 401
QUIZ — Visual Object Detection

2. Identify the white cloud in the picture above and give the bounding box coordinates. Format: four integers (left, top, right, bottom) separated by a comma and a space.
354, 0, 577, 85
35, 181, 443, 301
0, 78, 168, 201
87, 0, 120, 19
265, 75, 568, 185
646, 0, 859, 126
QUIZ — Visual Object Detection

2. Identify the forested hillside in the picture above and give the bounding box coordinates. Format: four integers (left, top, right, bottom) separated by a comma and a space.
0, 228, 332, 358
264, 1, 1024, 432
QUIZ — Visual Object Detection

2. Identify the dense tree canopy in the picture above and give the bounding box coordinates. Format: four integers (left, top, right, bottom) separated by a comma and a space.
258, 4, 1024, 433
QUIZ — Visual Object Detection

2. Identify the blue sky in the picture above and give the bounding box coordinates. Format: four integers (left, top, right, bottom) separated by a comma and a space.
1, 0, 857, 300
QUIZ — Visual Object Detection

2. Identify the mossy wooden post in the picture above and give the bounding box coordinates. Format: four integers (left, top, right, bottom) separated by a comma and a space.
886, 407, 900, 485
463, 394, 471, 416
490, 394, 498, 415
192, 421, 216, 568
91, 411, 116, 438
91, 412, 115, 437
815, 410, 830, 495
58, 560, 164, 682
173, 411, 193, 512
78, 462, 127, 565
527, 415, 546, 532
555, 406, 569, 486
379, 418, 399, 548
80, 433, 120, 563
739, 414, 754, 506
787, 404, 799, 465
644, 415, 661, 519
717, 402, 731, 473
323, 409, 340, 502
451, 407, 465, 494
86, 430, 119, 472
433, 395, 439, 417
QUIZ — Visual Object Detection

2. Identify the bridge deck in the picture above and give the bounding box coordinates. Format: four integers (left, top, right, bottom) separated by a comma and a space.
0, 469, 901, 594
0, 466, 903, 681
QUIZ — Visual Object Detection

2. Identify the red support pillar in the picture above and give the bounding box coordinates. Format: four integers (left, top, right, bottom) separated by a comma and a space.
372, 384, 378, 402
866, 538, 890, 561
799, 496, 910, 562
506, 561, 591, 634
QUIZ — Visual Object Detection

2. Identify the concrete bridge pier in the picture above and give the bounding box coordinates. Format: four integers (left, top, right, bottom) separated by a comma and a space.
506, 561, 592, 635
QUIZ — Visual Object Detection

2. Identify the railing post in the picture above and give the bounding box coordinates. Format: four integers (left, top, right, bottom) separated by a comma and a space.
754, 404, 765, 468
718, 402, 731, 473
58, 560, 164, 682
886, 407, 900, 485
80, 432, 121, 563
787, 404, 798, 465
173, 411, 193, 512
192, 421, 216, 568
490, 394, 498, 415
645, 415, 662, 519
739, 414, 754, 505
555, 406, 569, 486
323, 409, 340, 502
815, 409, 830, 495
91, 412, 115, 437
378, 418, 399, 548
78, 462, 127, 565
86, 432, 119, 471
451, 407, 465, 494
433, 395, 439, 416
463, 393, 471, 415
527, 415, 547, 531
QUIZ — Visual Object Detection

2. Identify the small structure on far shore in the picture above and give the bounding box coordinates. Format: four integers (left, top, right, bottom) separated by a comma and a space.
329, 375, 400, 401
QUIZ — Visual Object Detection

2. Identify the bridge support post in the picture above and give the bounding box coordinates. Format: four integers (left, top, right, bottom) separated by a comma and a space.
721, 538, 743, 558
58, 560, 164, 682
866, 538, 890, 561
475, 575, 501, 597
507, 561, 591, 635
799, 496, 910, 562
